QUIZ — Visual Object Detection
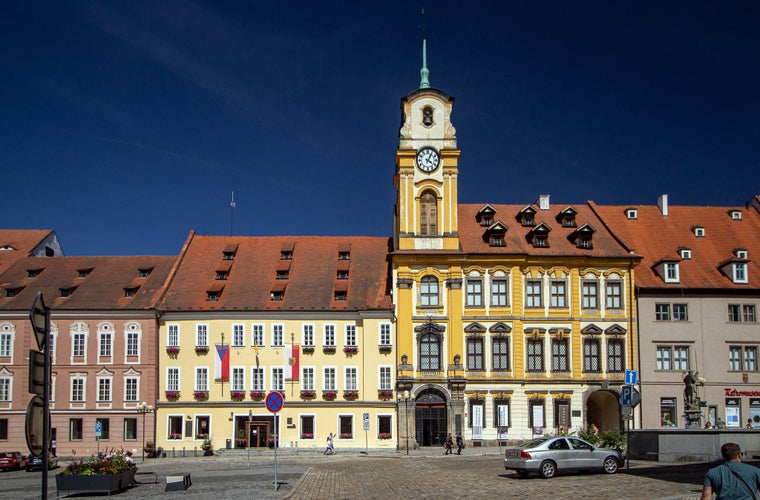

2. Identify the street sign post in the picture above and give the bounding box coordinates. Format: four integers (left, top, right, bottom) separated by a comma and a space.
363, 412, 370, 454
265, 392, 283, 491
29, 292, 48, 351
625, 369, 638, 385
27, 292, 51, 500
621, 385, 633, 405
25, 395, 45, 456
28, 349, 46, 395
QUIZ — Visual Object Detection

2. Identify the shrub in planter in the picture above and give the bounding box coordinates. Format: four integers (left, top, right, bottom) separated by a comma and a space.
378, 432, 392, 440
343, 346, 358, 354
378, 345, 392, 353
165, 391, 180, 401
378, 389, 393, 400
194, 391, 209, 401
57, 452, 136, 495
195, 345, 209, 353
343, 390, 359, 400
230, 391, 246, 400
323, 390, 337, 400
323, 346, 336, 354
168, 432, 182, 440
300, 390, 316, 399
166, 346, 180, 355
250, 390, 265, 400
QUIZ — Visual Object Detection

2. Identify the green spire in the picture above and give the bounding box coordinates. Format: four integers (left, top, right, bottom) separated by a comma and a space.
419, 39, 430, 89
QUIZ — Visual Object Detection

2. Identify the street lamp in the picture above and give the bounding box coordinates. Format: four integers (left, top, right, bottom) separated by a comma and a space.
136, 402, 154, 462
399, 390, 415, 455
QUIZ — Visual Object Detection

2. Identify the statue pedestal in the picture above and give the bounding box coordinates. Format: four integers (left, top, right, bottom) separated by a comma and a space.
684, 408, 703, 428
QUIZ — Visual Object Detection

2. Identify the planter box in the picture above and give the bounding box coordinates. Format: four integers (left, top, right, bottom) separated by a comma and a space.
56, 469, 135, 496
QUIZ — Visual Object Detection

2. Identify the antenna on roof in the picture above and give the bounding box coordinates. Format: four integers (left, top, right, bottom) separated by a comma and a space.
230, 191, 236, 236
419, 7, 430, 89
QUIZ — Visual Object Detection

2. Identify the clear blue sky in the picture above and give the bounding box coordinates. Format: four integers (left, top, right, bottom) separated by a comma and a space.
3, 2, 759, 256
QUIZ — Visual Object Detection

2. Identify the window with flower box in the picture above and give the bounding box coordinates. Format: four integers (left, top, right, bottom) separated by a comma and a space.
251, 367, 264, 391
232, 367, 245, 391
271, 367, 284, 391
378, 415, 392, 439
379, 366, 392, 391
232, 324, 245, 347
345, 367, 357, 391
324, 325, 336, 347
300, 415, 315, 440
195, 367, 209, 391
323, 367, 336, 391
345, 324, 357, 347
339, 415, 353, 439
167, 415, 182, 439
379, 322, 391, 347
196, 324, 208, 347
168, 324, 179, 348
167, 367, 179, 392
302, 367, 315, 391
303, 324, 315, 346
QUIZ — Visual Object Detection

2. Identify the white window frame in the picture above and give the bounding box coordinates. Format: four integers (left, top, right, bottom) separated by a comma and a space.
379, 365, 392, 391
195, 367, 209, 391
232, 323, 245, 347
0, 330, 12, 358
301, 367, 315, 391
323, 367, 337, 391
126, 331, 139, 357
379, 323, 391, 346
272, 324, 284, 347
303, 324, 315, 347
344, 367, 358, 391
73, 333, 86, 357
71, 377, 85, 402
251, 367, 265, 391
231, 367, 245, 391
196, 324, 209, 347
251, 323, 264, 347
0, 377, 11, 402
166, 367, 180, 392
345, 324, 357, 347
271, 367, 284, 391
664, 262, 680, 283
124, 377, 139, 402
324, 324, 336, 347
99, 332, 112, 357
733, 263, 748, 284
97, 377, 112, 402
168, 324, 180, 347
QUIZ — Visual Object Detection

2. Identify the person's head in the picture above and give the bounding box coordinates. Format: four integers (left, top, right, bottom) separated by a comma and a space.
126, 451, 132, 457
721, 442, 743, 461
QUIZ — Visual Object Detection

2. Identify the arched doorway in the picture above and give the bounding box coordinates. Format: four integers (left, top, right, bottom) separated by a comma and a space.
415, 388, 447, 446
586, 390, 622, 432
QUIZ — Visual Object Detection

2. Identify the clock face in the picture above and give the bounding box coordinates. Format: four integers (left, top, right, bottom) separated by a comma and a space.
416, 147, 440, 172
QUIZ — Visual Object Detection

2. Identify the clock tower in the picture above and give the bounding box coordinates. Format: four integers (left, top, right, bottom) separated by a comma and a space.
393, 39, 461, 251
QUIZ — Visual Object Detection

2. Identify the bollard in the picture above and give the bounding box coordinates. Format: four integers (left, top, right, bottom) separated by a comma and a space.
194, 446, 197, 457
172, 447, 176, 458
182, 446, 185, 458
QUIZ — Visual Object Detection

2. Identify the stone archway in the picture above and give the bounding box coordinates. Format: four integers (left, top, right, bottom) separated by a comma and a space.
415, 388, 448, 446
586, 390, 622, 432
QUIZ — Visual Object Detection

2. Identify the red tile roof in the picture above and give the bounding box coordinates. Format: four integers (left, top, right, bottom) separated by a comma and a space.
159, 232, 392, 312
0, 229, 58, 274
451, 203, 634, 258
590, 202, 760, 289
0, 255, 176, 310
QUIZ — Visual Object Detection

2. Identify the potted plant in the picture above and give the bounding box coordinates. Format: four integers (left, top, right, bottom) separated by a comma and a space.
378, 389, 393, 400
250, 390, 265, 400
56, 452, 136, 496
343, 390, 359, 401
323, 346, 336, 354
343, 346, 358, 354
378, 432, 392, 440
194, 391, 209, 401
378, 345, 392, 353
302, 345, 315, 354
166, 345, 180, 355
323, 390, 337, 401
196, 432, 209, 440
235, 438, 247, 448
195, 345, 209, 353
300, 389, 316, 399
340, 432, 353, 439
165, 390, 180, 401
200, 439, 213, 456
168, 432, 181, 440
230, 391, 246, 401
301, 432, 314, 440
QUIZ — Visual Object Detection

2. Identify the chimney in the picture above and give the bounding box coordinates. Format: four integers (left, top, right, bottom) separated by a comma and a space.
658, 194, 668, 217
537, 195, 550, 211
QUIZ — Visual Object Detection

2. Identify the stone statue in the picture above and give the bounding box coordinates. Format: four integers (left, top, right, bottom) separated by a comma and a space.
683, 370, 699, 409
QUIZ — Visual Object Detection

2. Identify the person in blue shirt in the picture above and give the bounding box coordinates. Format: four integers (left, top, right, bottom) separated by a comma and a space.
702, 442, 760, 500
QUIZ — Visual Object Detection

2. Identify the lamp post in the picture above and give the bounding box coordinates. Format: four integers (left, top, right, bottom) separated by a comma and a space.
400, 390, 415, 455
136, 402, 154, 461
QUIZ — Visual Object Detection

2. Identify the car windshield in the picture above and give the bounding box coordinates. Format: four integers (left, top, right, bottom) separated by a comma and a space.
520, 438, 551, 449
0, 453, 14, 458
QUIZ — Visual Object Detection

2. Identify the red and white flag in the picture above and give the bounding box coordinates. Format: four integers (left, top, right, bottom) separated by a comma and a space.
285, 344, 300, 380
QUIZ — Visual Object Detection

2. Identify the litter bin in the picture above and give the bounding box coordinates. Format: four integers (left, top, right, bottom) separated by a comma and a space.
226, 439, 232, 449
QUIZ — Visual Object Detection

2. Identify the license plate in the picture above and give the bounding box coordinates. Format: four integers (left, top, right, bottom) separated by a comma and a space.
507, 450, 520, 458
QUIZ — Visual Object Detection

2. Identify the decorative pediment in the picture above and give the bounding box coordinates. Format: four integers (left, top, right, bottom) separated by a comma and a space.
556, 206, 578, 227
604, 324, 627, 336
96, 367, 114, 377
524, 327, 546, 340
464, 322, 486, 335
122, 367, 142, 376
414, 320, 446, 341
476, 205, 497, 226
489, 322, 512, 335
517, 206, 537, 226
0, 367, 12, 376
549, 327, 570, 339
581, 324, 603, 335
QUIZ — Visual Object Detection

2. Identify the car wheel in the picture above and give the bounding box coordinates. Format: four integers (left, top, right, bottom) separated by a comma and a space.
603, 456, 619, 474
539, 460, 556, 479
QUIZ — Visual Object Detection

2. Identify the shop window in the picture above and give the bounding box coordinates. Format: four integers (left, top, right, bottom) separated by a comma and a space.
300, 415, 315, 440
124, 418, 137, 440
378, 415, 392, 438
70, 418, 83, 440
339, 415, 353, 439
660, 398, 676, 427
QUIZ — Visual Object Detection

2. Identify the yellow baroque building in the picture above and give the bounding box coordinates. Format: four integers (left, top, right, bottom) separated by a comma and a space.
392, 44, 641, 446
154, 232, 395, 452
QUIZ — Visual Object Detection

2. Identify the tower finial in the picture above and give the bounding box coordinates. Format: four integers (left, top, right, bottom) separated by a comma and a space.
419, 9, 430, 90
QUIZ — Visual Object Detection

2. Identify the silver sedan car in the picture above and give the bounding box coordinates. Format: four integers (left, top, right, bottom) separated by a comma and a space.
504, 436, 623, 479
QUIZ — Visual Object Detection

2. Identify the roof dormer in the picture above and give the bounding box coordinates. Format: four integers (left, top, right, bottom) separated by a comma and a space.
518, 206, 537, 227
718, 252, 749, 284
569, 223, 595, 249
556, 206, 578, 228
527, 222, 551, 248
483, 221, 508, 247
222, 243, 239, 261
677, 247, 692, 260
625, 208, 638, 220
735, 249, 748, 259
691, 225, 705, 238
728, 209, 742, 221
652, 258, 680, 284
476, 205, 497, 227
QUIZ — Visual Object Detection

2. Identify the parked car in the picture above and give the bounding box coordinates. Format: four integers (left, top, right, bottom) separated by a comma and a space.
25, 454, 58, 472
504, 436, 623, 479
0, 452, 27, 471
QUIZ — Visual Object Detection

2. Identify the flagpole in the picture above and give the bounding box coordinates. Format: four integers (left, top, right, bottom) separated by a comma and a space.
290, 333, 294, 397
221, 332, 225, 397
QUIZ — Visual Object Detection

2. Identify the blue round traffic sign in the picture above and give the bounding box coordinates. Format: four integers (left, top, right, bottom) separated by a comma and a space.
265, 391, 283, 413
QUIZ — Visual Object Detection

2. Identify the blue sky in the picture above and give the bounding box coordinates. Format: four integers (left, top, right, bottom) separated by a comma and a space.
2, 2, 759, 256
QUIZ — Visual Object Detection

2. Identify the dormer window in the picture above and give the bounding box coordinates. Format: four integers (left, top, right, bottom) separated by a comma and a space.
534, 235, 548, 247
138, 268, 153, 278
664, 262, 680, 283
483, 221, 508, 247
578, 236, 592, 249
337, 270, 349, 280
679, 248, 692, 260
518, 206, 537, 227
27, 268, 42, 279
734, 263, 748, 283
489, 235, 505, 247
476, 205, 497, 227
77, 268, 92, 279
625, 208, 638, 220
60, 286, 77, 298
481, 215, 493, 226
280, 251, 292, 260
222, 243, 239, 261
334, 291, 347, 301
270, 291, 284, 301
736, 249, 748, 259
216, 271, 228, 280
729, 209, 742, 221
528, 223, 551, 248
206, 292, 220, 301
124, 286, 139, 298
338, 251, 350, 261
276, 270, 289, 280
6, 286, 23, 298
692, 226, 705, 238
557, 207, 578, 227
570, 223, 595, 249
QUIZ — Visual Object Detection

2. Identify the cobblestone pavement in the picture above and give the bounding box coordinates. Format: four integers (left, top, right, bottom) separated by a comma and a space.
0, 449, 723, 500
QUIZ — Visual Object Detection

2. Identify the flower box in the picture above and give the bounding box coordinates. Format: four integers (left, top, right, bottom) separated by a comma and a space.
196, 433, 209, 440
168, 432, 182, 440
250, 390, 265, 400
165, 391, 180, 401
343, 390, 359, 401
56, 470, 135, 496
378, 432, 392, 440
323, 346, 336, 354
378, 389, 393, 400
300, 390, 316, 399
193, 391, 209, 400
301, 433, 314, 440
323, 390, 337, 400
195, 345, 209, 353
166, 346, 180, 354
378, 345, 392, 353
230, 391, 246, 401
302, 346, 315, 354
235, 438, 247, 447
343, 346, 358, 354
340, 433, 353, 439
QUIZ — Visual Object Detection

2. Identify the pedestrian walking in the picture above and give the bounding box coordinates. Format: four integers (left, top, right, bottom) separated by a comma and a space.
456, 434, 464, 455
323, 432, 334, 455
444, 433, 453, 455
701, 442, 760, 500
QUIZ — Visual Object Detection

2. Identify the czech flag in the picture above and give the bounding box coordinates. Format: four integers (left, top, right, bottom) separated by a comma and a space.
215, 344, 230, 381
285, 344, 300, 380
